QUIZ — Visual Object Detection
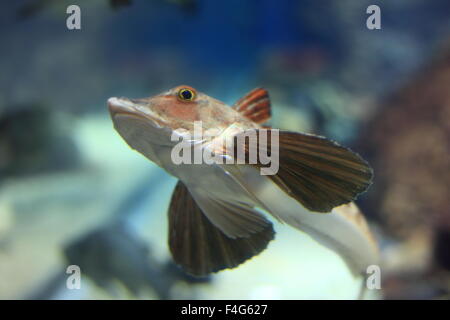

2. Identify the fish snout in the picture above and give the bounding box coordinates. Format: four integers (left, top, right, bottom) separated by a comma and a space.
107, 97, 167, 129
107, 97, 137, 118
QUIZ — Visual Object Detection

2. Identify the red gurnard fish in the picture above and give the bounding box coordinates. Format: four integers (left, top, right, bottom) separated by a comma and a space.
108, 85, 378, 277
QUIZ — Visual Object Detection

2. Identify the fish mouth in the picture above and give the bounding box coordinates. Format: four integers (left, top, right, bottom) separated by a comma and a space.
107, 97, 166, 128
108, 97, 138, 118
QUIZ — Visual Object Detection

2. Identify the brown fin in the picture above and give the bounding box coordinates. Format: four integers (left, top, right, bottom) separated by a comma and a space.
233, 130, 373, 213
233, 88, 271, 124
168, 181, 275, 277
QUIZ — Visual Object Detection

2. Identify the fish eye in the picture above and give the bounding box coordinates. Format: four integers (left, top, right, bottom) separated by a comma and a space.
178, 88, 196, 101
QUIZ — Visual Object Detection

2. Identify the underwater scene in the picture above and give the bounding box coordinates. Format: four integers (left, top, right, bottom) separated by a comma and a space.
0, 0, 450, 300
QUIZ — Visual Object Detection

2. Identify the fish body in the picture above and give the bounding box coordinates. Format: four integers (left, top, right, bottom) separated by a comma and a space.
108, 85, 378, 276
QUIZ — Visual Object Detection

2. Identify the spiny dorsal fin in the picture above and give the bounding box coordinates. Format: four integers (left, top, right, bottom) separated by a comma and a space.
233, 88, 271, 124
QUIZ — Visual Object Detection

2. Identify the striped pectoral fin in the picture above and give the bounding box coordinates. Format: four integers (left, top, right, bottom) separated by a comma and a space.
168, 181, 275, 277
234, 129, 373, 213
233, 88, 271, 124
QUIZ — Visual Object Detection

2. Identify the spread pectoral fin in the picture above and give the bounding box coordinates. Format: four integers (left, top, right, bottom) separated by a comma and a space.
168, 181, 275, 276
233, 130, 373, 213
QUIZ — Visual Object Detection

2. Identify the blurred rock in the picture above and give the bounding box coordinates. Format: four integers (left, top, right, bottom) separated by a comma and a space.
63, 223, 210, 299
0, 107, 80, 179
358, 43, 450, 298
359, 45, 450, 240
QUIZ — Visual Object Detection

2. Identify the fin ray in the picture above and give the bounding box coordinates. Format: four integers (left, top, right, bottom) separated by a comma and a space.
168, 181, 275, 276
233, 88, 271, 124
233, 130, 373, 213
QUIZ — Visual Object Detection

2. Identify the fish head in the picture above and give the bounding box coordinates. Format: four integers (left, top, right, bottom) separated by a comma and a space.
108, 85, 238, 164
110, 85, 237, 134
109, 85, 197, 130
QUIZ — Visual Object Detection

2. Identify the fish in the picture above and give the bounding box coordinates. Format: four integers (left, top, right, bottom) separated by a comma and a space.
108, 85, 378, 277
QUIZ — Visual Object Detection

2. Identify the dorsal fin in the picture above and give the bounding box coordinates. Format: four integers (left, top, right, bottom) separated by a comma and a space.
233, 88, 271, 124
